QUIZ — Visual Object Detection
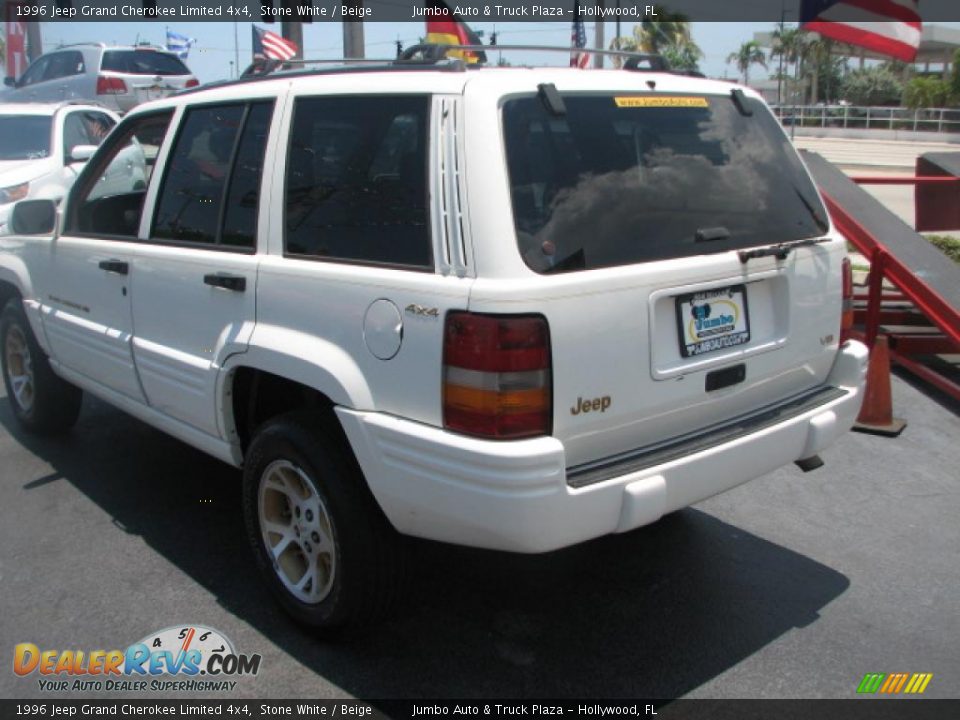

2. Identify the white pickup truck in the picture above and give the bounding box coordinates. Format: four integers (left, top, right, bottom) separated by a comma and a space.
0, 56, 868, 633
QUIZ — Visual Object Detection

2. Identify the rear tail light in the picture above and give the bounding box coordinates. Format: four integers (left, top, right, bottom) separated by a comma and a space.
96, 76, 127, 95
185, 78, 199, 88
840, 256, 854, 344
443, 312, 552, 439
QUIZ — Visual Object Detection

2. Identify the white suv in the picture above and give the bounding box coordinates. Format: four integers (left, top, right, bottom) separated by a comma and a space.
0, 102, 119, 234
0, 54, 868, 633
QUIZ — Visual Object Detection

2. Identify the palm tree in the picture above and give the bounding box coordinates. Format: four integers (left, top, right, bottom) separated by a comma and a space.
636, 10, 695, 54
610, 7, 702, 72
727, 40, 767, 86
770, 25, 802, 102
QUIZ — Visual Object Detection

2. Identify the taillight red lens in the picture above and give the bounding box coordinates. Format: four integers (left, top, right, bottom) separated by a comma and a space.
443, 312, 552, 439
840, 256, 854, 344
185, 78, 199, 88
96, 76, 127, 95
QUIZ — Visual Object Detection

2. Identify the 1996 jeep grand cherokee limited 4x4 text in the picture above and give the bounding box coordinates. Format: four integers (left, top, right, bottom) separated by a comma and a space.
0, 49, 868, 633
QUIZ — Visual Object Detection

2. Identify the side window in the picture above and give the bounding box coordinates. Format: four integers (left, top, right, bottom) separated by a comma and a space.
84, 112, 116, 146
44, 52, 84, 81
67, 112, 173, 238
62, 114, 91, 157
221, 103, 273, 248
18, 57, 50, 87
152, 101, 273, 249
285, 95, 431, 269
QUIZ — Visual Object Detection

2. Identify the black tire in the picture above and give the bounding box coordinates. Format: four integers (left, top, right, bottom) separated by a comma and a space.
1, 298, 82, 434
242, 411, 406, 634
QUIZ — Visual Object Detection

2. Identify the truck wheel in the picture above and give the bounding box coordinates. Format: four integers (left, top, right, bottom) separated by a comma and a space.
242, 412, 405, 634
1, 299, 82, 434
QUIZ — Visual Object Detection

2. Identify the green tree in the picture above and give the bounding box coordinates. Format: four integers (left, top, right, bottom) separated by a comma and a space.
950, 48, 960, 103
610, 8, 702, 72
802, 36, 849, 103
840, 66, 904, 106
903, 76, 951, 109
727, 40, 767, 85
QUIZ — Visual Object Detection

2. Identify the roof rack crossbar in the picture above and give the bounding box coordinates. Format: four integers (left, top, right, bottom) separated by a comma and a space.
397, 43, 669, 71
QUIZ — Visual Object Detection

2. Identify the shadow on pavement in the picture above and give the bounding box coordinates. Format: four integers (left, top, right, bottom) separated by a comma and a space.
2, 395, 850, 699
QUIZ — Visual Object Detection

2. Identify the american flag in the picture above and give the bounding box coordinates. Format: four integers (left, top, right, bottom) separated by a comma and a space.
570, 14, 590, 68
801, 0, 921, 62
252, 25, 298, 62
4, 19, 27, 80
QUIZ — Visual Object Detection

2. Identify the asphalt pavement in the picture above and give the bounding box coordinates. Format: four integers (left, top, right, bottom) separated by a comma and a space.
1, 368, 958, 701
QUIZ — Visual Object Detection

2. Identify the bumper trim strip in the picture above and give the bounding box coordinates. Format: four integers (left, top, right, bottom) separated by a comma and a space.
567, 385, 849, 488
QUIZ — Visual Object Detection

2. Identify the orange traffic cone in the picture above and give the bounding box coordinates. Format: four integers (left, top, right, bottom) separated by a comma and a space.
852, 335, 906, 437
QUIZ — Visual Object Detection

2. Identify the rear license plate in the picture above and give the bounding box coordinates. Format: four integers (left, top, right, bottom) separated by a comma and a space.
147, 85, 166, 100
675, 284, 751, 358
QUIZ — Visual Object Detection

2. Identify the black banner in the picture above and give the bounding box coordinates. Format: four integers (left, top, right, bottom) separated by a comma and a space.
3, 0, 960, 23
1, 700, 959, 720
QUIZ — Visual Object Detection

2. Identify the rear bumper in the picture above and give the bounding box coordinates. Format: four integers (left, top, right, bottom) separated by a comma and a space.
337, 340, 868, 553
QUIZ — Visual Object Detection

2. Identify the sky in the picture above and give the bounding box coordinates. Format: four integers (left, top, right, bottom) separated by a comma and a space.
37, 21, 777, 83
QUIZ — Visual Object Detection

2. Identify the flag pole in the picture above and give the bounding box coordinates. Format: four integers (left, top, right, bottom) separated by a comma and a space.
234, 23, 240, 78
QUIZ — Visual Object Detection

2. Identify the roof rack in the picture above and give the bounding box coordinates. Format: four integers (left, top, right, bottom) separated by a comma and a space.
53, 42, 108, 50
175, 44, 676, 98
397, 43, 669, 71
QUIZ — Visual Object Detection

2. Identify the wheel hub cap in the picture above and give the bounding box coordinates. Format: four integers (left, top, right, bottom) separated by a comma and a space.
4, 325, 34, 413
258, 460, 336, 604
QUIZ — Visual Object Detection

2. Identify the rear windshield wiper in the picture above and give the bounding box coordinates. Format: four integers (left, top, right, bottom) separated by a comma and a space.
738, 236, 830, 263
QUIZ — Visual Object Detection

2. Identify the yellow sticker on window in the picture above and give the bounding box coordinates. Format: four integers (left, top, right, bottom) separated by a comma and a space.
615, 96, 709, 108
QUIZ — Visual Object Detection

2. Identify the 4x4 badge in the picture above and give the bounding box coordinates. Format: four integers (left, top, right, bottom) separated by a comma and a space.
405, 304, 439, 317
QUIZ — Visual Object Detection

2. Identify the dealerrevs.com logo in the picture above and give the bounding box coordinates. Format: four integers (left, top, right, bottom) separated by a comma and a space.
13, 625, 262, 693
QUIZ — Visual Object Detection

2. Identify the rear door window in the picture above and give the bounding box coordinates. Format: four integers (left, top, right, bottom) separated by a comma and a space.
101, 50, 190, 76
152, 101, 273, 250
503, 93, 829, 274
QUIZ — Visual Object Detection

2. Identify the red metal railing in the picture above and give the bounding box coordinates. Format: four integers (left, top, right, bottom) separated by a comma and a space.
821, 174, 960, 401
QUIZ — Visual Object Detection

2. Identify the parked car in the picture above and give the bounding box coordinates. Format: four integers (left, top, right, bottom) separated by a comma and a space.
1, 44, 199, 114
0, 55, 868, 634
0, 102, 120, 234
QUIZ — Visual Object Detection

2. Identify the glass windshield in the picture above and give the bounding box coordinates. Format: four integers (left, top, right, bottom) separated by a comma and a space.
101, 50, 190, 76
503, 93, 829, 274
0, 116, 52, 160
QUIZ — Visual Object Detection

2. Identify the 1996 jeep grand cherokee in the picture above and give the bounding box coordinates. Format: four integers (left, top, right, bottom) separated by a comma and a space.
0, 56, 868, 632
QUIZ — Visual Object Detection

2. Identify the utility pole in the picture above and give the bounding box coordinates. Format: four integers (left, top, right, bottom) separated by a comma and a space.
777, 9, 786, 105
593, 5, 604, 69
281, 21, 304, 60
26, 22, 43, 61
342, 2, 365, 59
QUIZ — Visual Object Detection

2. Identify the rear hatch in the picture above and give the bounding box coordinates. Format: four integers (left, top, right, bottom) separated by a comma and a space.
99, 49, 195, 106
483, 85, 844, 469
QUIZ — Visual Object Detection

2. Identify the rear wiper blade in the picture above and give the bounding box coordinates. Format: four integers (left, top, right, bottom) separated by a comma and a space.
738, 236, 830, 263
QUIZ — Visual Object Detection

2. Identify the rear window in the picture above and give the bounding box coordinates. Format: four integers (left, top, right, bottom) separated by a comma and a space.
101, 50, 190, 76
503, 93, 829, 274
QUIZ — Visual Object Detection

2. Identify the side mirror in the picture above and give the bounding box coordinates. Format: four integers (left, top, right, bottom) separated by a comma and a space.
68, 145, 97, 163
11, 199, 57, 235
3, 77, 14, 88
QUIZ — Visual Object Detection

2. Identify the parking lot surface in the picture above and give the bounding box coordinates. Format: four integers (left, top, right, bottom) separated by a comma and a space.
1, 374, 958, 700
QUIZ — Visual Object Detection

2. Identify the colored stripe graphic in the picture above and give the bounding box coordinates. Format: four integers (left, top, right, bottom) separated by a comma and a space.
904, 673, 934, 694
857, 672, 933, 694
857, 673, 886, 693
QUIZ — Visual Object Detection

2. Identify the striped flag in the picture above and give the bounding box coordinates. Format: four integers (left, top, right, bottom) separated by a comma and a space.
570, 12, 590, 68
4, 19, 28, 80
252, 25, 298, 62
424, 0, 487, 64
165, 30, 196, 60
800, 0, 921, 62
